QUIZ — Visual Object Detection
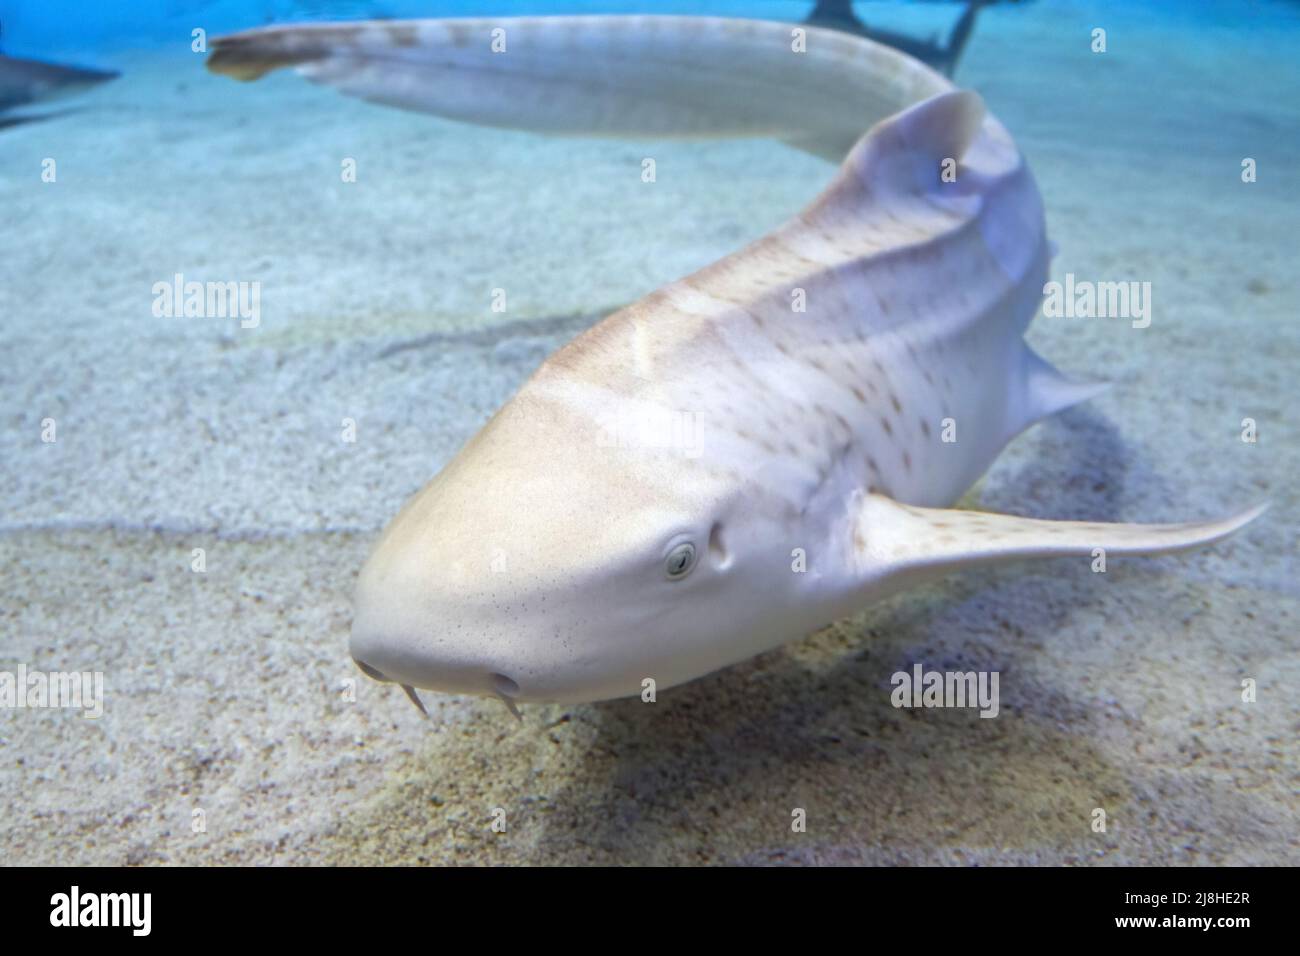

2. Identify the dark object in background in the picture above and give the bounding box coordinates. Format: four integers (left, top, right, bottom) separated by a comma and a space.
0, 53, 118, 112
805, 0, 1020, 76
0, 17, 119, 120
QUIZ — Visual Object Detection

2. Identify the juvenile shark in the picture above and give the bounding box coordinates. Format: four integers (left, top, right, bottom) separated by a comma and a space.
208, 16, 1263, 709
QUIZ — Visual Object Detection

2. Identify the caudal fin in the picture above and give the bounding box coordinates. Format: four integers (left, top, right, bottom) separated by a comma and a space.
207, 16, 957, 162
856, 493, 1266, 587
939, 1, 986, 76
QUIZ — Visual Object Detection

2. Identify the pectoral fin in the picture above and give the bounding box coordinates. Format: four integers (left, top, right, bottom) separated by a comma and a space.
855, 493, 1265, 587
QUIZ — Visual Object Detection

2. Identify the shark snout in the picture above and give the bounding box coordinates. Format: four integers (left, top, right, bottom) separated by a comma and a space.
349, 616, 524, 701
351, 652, 519, 700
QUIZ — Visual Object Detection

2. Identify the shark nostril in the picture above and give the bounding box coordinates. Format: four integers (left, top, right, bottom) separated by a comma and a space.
353, 658, 389, 683
491, 673, 520, 698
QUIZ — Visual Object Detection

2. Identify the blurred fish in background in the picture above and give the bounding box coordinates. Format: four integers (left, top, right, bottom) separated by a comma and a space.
804, 0, 1029, 75
0, 17, 118, 128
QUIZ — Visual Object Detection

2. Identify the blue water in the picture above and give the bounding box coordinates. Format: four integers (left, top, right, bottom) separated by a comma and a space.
4, 2, 806, 53
7, 1, 1297, 57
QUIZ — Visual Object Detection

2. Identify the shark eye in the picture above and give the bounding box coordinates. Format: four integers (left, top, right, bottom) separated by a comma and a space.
665, 541, 697, 580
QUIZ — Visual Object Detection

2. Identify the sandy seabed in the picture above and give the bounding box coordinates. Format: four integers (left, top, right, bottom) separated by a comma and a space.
1, 2, 1297, 864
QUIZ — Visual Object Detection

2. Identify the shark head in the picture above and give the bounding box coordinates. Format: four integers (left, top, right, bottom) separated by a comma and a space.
349, 366, 826, 708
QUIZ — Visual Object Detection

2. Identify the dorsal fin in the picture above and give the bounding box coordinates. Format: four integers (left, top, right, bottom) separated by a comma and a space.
842, 89, 986, 194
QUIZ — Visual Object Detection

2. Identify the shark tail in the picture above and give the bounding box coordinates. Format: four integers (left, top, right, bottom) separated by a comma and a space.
207, 16, 955, 163
940, 1, 987, 76
804, 0, 986, 77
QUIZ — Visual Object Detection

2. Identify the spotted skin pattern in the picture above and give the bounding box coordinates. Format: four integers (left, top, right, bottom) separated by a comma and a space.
209, 16, 1265, 706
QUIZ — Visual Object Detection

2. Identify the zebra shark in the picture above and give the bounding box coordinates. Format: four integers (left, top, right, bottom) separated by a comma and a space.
208, 16, 1263, 710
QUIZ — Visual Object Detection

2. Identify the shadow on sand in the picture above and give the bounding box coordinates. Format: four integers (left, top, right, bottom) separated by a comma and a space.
345, 407, 1236, 864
